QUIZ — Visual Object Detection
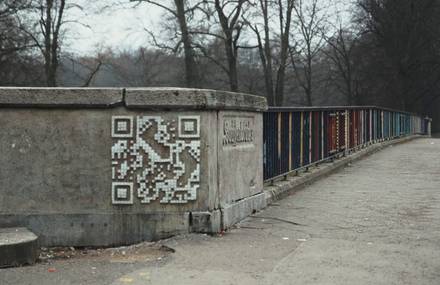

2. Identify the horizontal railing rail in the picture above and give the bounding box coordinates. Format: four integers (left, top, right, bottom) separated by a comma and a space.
263, 106, 431, 182
267, 105, 424, 116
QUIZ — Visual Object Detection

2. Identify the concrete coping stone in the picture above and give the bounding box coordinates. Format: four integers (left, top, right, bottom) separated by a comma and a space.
0, 87, 123, 108
0, 227, 39, 268
0, 227, 38, 246
0, 87, 268, 111
124, 87, 268, 111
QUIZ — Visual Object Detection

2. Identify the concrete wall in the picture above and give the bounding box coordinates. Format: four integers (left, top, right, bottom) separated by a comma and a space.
0, 88, 267, 246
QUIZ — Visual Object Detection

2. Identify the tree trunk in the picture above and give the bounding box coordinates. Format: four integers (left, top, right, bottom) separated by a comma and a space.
263, 66, 274, 105
44, 0, 54, 86
306, 89, 312, 106
224, 38, 238, 92
305, 54, 312, 106
228, 57, 239, 92
215, 0, 242, 92
46, 67, 57, 87
42, 0, 63, 87
345, 56, 352, 105
262, 0, 274, 105
174, 0, 198, 88
275, 64, 286, 106
254, 28, 274, 105
274, 0, 294, 106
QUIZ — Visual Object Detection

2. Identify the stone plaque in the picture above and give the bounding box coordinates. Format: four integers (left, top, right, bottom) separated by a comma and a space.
222, 116, 255, 146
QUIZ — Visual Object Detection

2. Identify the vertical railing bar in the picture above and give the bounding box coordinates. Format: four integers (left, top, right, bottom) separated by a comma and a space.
263, 107, 429, 183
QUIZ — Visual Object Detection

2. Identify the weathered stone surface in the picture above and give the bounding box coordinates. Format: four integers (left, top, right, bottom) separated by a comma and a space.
0, 88, 123, 107
125, 88, 268, 112
0, 108, 218, 246
0, 88, 266, 246
222, 193, 267, 229
0, 227, 38, 268
188, 210, 222, 233
218, 111, 264, 204
0, 214, 188, 247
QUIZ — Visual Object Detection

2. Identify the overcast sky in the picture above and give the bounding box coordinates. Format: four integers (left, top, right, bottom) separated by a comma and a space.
65, 1, 163, 55
65, 0, 352, 55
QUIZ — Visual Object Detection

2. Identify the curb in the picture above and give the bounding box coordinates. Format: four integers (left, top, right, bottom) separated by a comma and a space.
190, 135, 424, 234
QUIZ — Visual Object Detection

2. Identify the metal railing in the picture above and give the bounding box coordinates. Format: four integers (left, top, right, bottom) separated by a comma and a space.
263, 106, 431, 182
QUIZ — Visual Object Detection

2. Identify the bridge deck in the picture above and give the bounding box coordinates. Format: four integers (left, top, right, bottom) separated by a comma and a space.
1, 137, 439, 284
250, 136, 440, 284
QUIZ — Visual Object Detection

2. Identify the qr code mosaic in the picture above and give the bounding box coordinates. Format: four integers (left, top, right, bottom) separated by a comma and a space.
111, 115, 201, 205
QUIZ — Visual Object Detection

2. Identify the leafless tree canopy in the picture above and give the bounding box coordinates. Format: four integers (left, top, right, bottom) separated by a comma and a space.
2, 0, 440, 127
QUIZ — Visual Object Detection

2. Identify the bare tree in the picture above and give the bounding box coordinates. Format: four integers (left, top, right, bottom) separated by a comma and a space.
40, 0, 65, 86
0, 1, 32, 57
132, 0, 203, 88
106, 48, 170, 86
275, 0, 295, 106
357, 0, 440, 111
0, 0, 30, 18
14, 0, 65, 86
212, 0, 248, 91
289, 0, 327, 106
247, 0, 273, 104
191, 0, 249, 92
64, 53, 104, 87
324, 26, 359, 105
13, 0, 89, 87
247, 0, 294, 106
0, 0, 44, 85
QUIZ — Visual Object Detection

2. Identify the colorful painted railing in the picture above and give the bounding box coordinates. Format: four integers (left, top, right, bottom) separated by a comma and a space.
263, 106, 430, 181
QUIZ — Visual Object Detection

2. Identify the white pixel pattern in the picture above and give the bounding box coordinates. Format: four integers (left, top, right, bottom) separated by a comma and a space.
178, 116, 200, 138
111, 116, 201, 204
111, 116, 133, 138
111, 182, 134, 205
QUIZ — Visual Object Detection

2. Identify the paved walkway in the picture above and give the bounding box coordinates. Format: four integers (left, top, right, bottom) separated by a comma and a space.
1, 137, 440, 284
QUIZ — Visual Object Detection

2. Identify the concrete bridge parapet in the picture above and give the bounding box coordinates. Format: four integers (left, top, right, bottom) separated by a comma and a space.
0, 87, 268, 246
